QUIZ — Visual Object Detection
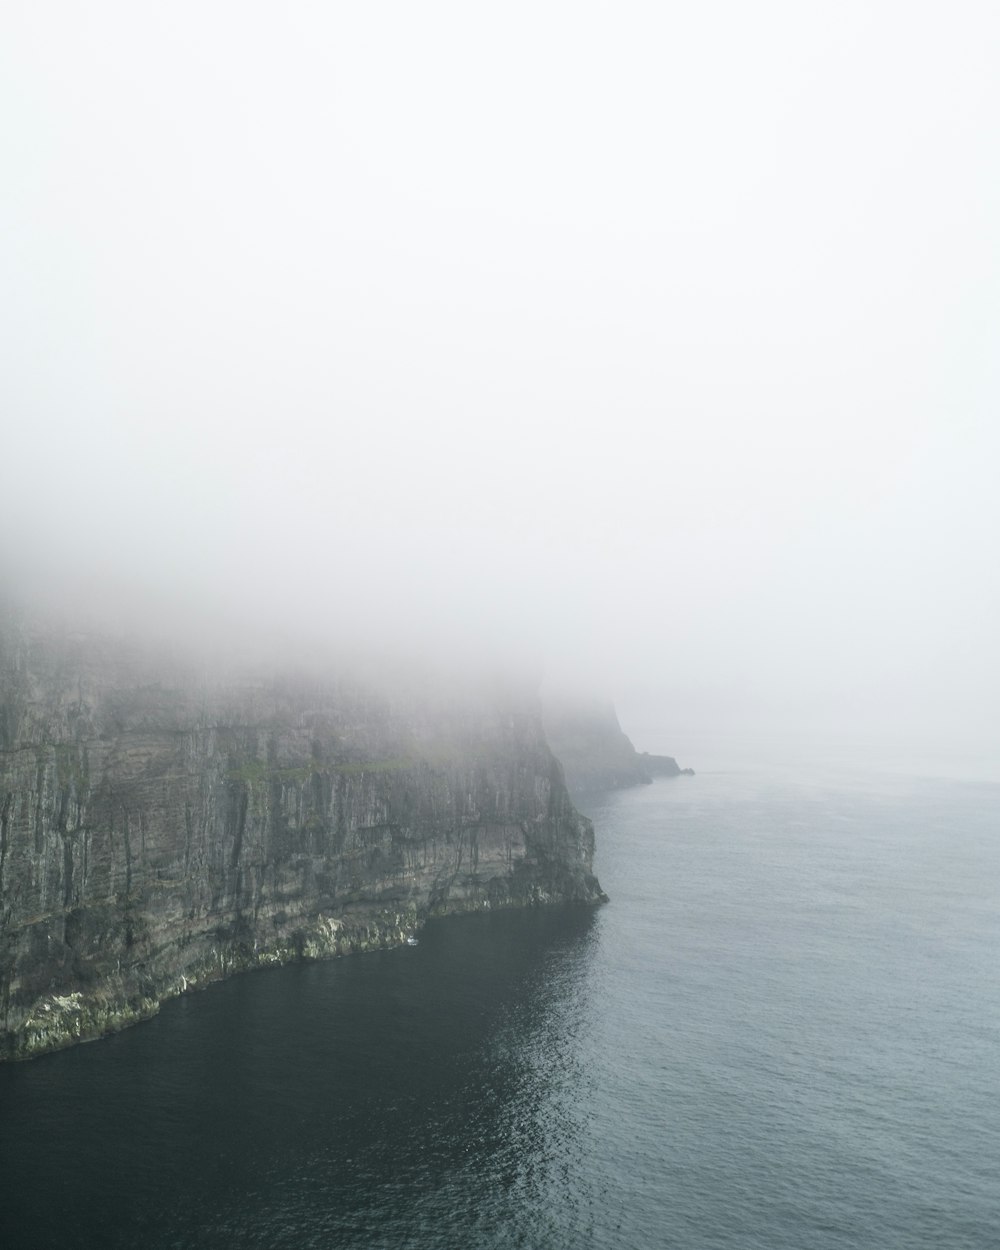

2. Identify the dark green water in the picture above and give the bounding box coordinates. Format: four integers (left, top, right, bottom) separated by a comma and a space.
1, 763, 998, 1248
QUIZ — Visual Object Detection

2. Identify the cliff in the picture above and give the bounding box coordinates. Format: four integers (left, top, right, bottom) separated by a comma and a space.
0, 617, 605, 1061
542, 697, 692, 798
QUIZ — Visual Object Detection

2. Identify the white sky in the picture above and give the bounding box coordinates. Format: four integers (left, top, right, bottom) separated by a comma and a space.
2, 1, 998, 766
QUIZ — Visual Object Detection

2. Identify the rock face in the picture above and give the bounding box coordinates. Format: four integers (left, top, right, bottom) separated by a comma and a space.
542, 698, 692, 798
0, 617, 605, 1061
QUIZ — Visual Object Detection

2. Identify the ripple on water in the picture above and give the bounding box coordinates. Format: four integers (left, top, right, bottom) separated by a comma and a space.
1, 771, 998, 1248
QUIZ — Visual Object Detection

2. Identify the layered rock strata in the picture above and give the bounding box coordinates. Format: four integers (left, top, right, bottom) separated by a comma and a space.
0, 619, 605, 1060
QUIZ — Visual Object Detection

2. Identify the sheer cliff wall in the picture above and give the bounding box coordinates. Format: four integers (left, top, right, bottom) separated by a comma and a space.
0, 622, 604, 1060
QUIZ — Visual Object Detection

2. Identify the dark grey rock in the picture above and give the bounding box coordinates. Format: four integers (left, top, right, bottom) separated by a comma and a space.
0, 616, 605, 1061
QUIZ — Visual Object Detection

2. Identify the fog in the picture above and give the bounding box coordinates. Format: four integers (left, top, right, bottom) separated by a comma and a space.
3, 2, 998, 772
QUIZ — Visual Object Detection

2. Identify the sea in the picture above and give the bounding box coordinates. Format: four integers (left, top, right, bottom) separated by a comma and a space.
1, 747, 998, 1249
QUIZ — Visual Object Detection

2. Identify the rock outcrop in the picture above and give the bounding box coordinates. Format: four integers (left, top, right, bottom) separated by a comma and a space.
0, 615, 605, 1060
542, 697, 692, 798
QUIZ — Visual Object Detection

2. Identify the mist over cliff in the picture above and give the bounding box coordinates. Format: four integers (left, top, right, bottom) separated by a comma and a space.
2, 2, 998, 773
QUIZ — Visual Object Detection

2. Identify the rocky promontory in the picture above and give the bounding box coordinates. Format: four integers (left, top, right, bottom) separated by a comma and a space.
542, 697, 693, 799
0, 615, 605, 1061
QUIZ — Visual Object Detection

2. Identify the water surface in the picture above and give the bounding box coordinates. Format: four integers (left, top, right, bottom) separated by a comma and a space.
2, 762, 998, 1247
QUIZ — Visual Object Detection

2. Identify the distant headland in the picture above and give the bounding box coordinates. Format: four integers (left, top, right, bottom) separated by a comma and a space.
542, 696, 694, 800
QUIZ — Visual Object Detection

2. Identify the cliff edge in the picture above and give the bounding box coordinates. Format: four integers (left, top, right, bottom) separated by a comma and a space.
542, 697, 692, 799
0, 617, 605, 1060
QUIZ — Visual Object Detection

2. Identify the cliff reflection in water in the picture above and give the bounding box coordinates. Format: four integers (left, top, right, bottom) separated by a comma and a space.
0, 906, 599, 1250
